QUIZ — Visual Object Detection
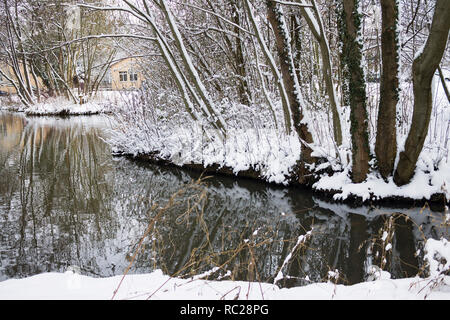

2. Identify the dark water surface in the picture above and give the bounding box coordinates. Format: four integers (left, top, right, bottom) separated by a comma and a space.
0, 111, 447, 287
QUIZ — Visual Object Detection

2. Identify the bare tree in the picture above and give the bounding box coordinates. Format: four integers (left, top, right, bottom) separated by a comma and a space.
296, 0, 343, 146
0, 0, 35, 107
266, 0, 316, 179
244, 0, 293, 133
394, 0, 450, 186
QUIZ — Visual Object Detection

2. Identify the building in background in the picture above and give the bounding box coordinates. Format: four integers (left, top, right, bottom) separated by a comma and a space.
110, 57, 144, 91
0, 63, 43, 95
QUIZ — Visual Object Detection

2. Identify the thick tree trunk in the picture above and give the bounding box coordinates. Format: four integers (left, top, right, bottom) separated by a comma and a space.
394, 0, 450, 186
266, 1, 316, 178
340, 0, 370, 183
375, 0, 399, 179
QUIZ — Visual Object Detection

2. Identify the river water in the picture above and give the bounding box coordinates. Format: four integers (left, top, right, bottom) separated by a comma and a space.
0, 111, 447, 287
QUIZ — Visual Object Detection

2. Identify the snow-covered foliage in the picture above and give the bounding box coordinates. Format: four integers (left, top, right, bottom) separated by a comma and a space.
107, 87, 304, 184
23, 100, 108, 116
425, 238, 450, 278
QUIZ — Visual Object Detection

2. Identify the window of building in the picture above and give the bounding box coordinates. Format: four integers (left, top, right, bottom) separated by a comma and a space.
119, 71, 128, 82
129, 72, 138, 82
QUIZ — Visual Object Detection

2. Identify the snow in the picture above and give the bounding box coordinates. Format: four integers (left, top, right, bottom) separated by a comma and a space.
108, 110, 303, 185
1, 92, 120, 116
313, 165, 450, 202
425, 238, 450, 278
0, 263, 448, 300
24, 100, 108, 116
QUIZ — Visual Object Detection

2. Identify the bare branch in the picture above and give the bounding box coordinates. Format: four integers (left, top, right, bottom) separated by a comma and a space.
174, 1, 255, 37
21, 34, 157, 55
271, 0, 313, 8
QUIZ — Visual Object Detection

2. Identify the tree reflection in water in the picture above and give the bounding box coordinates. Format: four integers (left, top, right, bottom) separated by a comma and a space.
0, 111, 447, 287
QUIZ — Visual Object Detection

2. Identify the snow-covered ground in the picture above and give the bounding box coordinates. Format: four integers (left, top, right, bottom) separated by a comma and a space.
0, 90, 124, 115
0, 270, 443, 300
0, 238, 448, 300
23, 100, 109, 116
312, 162, 450, 203
0, 267, 447, 300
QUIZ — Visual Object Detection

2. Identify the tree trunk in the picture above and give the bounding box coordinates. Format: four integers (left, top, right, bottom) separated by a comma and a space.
230, 0, 251, 106
266, 1, 316, 179
30, 61, 41, 103
375, 0, 399, 179
159, 0, 227, 138
299, 0, 343, 146
394, 0, 450, 186
340, 0, 370, 183
437, 65, 450, 103
244, 0, 292, 134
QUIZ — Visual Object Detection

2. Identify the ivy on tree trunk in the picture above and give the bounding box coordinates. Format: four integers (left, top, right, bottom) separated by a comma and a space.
339, 0, 370, 183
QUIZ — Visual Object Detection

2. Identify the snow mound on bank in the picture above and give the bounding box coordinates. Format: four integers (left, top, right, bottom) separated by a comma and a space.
2, 91, 124, 115
312, 150, 450, 202
110, 125, 303, 185
24, 100, 110, 116
0, 267, 448, 300
313, 164, 450, 202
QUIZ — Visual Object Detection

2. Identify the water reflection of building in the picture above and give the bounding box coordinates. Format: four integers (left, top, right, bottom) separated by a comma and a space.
0, 113, 26, 151
0, 113, 55, 152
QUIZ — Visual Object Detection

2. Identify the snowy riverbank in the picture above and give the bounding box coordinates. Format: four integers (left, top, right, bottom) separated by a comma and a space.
22, 100, 110, 116
115, 147, 450, 207
0, 91, 123, 116
107, 76, 450, 206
